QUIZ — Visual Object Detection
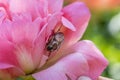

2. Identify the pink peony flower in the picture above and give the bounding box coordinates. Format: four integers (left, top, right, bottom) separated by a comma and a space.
0, 0, 108, 80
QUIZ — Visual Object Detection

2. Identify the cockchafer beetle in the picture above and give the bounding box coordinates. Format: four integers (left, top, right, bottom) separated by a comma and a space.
46, 32, 64, 56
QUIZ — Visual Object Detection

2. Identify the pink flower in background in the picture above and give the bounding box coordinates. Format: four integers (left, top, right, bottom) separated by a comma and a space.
0, 0, 108, 80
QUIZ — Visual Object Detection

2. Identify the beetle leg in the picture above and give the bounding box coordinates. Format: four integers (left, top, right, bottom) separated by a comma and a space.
48, 51, 52, 57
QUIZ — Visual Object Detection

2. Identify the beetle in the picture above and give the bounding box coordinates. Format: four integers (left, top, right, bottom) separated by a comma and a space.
46, 32, 64, 56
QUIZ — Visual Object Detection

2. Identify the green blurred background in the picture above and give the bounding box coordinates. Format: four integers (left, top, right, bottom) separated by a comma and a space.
65, 0, 120, 80
82, 10, 120, 80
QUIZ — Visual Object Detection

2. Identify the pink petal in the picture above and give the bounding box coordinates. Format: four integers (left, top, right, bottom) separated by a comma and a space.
0, 38, 24, 77
0, 63, 14, 69
0, 38, 18, 67
9, 0, 48, 18
62, 2, 91, 46
0, 8, 6, 24
66, 40, 108, 80
0, 14, 43, 73
45, 12, 62, 40
48, 0, 63, 13
34, 12, 62, 68
0, 0, 8, 4
32, 53, 89, 80
0, 63, 24, 77
11, 15, 44, 72
62, 16, 76, 31
10, 14, 40, 45
32, 40, 108, 80
0, 0, 9, 8
0, 0, 11, 19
